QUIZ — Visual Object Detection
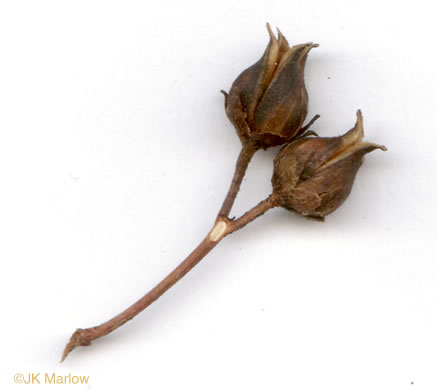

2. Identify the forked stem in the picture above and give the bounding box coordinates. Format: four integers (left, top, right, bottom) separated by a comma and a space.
62, 193, 279, 362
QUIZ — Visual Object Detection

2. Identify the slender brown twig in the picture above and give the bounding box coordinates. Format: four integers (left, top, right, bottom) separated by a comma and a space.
218, 142, 258, 218
61, 193, 279, 362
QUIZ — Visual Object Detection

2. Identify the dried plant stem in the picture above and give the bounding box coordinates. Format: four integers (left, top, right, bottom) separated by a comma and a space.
62, 193, 279, 362
218, 142, 257, 218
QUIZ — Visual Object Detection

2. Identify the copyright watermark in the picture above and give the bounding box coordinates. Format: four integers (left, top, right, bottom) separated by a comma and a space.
14, 373, 89, 385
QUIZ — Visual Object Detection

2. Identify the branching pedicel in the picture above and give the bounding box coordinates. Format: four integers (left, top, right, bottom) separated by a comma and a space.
62, 24, 386, 362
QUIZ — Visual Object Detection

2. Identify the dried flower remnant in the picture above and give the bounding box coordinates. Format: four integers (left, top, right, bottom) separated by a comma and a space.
62, 25, 387, 362
218, 23, 319, 218
224, 23, 319, 149
272, 110, 387, 220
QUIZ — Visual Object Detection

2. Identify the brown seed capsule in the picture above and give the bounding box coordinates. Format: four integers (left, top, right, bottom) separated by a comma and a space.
223, 24, 318, 149
272, 110, 387, 220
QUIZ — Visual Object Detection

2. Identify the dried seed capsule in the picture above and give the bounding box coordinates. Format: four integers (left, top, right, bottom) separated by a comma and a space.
223, 24, 318, 149
272, 111, 386, 220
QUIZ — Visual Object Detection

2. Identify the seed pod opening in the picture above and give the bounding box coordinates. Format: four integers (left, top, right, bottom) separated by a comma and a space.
272, 110, 387, 220
224, 24, 318, 149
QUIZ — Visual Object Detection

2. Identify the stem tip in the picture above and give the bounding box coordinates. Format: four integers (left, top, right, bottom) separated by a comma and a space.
61, 329, 92, 363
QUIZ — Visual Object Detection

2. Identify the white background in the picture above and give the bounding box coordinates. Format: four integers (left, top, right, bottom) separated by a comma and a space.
1, 0, 436, 389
